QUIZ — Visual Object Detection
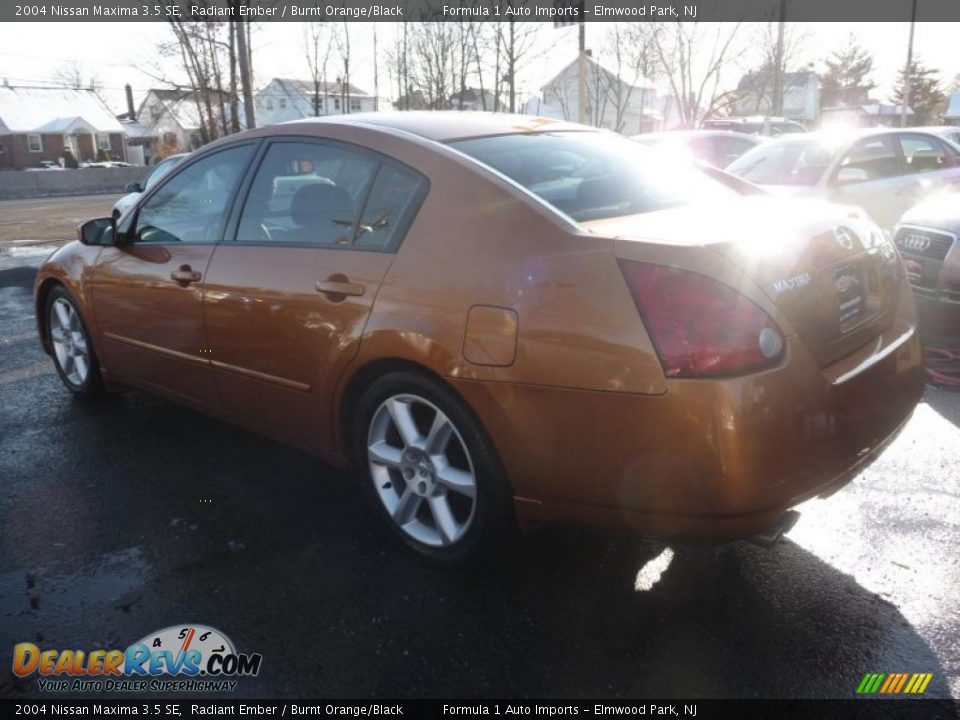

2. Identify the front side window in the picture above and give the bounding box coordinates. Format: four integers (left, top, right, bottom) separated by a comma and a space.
27, 134, 43, 152
236, 141, 377, 246
898, 134, 950, 173
97, 133, 111, 151
134, 144, 253, 244
452, 131, 738, 222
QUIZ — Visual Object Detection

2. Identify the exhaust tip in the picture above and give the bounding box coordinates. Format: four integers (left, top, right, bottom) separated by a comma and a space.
746, 510, 801, 548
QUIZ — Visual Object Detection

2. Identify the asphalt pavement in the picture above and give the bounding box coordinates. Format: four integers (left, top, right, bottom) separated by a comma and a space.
1, 245, 958, 702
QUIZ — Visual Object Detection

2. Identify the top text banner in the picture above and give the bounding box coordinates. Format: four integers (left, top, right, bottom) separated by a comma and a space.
6, 0, 960, 22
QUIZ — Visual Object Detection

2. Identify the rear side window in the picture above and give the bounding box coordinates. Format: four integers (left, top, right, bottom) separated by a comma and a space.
897, 134, 950, 173
355, 164, 427, 251
236, 140, 425, 250
836, 136, 901, 181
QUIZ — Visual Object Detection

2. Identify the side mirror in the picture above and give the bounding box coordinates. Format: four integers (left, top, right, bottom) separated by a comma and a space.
835, 167, 870, 185
77, 217, 116, 246
125, 182, 143, 193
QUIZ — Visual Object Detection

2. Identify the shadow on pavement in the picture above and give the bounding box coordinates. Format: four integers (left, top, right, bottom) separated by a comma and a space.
0, 387, 950, 702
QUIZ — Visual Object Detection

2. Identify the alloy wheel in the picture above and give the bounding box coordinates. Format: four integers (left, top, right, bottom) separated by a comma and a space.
50, 297, 90, 387
367, 393, 478, 548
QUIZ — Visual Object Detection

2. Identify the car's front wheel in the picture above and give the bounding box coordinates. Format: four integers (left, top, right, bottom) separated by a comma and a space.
354, 371, 514, 565
46, 286, 102, 398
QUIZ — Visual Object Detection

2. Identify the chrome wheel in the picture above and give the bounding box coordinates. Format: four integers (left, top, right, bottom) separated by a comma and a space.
367, 393, 477, 548
50, 297, 90, 387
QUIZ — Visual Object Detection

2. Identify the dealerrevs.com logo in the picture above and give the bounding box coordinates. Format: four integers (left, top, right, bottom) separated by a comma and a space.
13, 624, 262, 693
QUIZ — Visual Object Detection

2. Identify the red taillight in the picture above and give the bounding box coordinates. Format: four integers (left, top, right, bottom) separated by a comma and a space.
619, 261, 785, 378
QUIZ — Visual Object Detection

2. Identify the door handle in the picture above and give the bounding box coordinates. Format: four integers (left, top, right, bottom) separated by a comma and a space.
316, 276, 365, 299
170, 265, 202, 286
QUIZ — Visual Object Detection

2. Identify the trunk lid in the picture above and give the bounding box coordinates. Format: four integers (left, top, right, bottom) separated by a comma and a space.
585, 197, 903, 368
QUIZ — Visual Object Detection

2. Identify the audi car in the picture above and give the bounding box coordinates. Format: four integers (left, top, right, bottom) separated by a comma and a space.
894, 192, 960, 308
34, 113, 925, 564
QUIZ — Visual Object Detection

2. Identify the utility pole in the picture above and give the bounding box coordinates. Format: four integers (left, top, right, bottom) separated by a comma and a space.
901, 0, 918, 127
373, 25, 379, 111
771, 0, 787, 117
233, 15, 255, 129
578, 18, 587, 124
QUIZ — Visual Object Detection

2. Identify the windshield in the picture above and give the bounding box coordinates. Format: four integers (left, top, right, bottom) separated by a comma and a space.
450, 131, 739, 222
726, 137, 834, 186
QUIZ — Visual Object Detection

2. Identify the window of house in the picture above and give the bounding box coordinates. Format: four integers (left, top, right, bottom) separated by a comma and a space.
279, 98, 287, 109
266, 99, 274, 110
350, 100, 362, 111
334, 98, 341, 110
27, 134, 43, 153
97, 133, 112, 151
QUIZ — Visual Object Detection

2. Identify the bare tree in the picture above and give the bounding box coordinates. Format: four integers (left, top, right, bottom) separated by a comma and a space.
648, 22, 745, 127
740, 22, 812, 115
333, 22, 351, 113
303, 22, 332, 116
54, 60, 102, 93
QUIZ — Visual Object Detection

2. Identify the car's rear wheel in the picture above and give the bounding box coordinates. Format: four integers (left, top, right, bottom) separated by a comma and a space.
354, 371, 514, 565
46, 286, 102, 398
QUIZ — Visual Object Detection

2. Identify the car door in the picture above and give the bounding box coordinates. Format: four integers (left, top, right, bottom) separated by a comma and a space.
829, 134, 913, 228
202, 138, 428, 452
89, 143, 256, 407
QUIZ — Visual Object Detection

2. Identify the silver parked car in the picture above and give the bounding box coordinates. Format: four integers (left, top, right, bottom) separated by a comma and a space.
894, 192, 960, 308
726, 129, 960, 228
112, 153, 189, 219
632, 130, 763, 168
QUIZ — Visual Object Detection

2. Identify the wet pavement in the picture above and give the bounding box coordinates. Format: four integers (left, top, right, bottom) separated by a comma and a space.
1, 249, 958, 702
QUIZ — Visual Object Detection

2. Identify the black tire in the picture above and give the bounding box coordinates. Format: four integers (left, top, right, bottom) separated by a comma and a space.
352, 370, 515, 566
45, 285, 103, 399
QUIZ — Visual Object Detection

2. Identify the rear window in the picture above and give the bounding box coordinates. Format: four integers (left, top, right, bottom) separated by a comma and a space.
450, 131, 738, 222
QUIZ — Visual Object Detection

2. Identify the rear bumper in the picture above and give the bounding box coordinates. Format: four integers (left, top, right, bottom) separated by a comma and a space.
450, 287, 925, 541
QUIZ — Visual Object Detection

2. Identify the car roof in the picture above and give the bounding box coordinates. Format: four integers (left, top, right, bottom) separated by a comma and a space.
633, 130, 761, 142
283, 111, 593, 143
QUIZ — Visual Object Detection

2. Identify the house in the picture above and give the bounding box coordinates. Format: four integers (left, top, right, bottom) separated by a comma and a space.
0, 85, 126, 170
533, 56, 658, 135
254, 78, 376, 124
946, 90, 960, 124
821, 102, 914, 129
449, 88, 500, 112
394, 90, 430, 111
731, 70, 820, 123
137, 88, 237, 153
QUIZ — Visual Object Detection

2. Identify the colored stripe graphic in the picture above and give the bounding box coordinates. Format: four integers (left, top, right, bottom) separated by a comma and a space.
857, 672, 932, 694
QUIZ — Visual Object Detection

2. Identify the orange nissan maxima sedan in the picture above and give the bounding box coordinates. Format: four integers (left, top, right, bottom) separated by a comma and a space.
34, 113, 925, 564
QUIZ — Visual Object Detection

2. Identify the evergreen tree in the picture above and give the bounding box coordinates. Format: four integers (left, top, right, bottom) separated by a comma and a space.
821, 36, 875, 106
892, 61, 946, 125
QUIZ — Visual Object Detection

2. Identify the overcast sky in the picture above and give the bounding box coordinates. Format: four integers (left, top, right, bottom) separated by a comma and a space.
0, 22, 957, 114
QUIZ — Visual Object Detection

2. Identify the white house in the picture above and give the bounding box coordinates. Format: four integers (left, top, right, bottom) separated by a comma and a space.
254, 78, 377, 125
137, 88, 237, 152
732, 70, 820, 123
946, 90, 960, 124
531, 56, 658, 135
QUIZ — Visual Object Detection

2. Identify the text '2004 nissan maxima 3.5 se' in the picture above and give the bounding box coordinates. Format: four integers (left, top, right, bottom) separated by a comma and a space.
34, 113, 926, 565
